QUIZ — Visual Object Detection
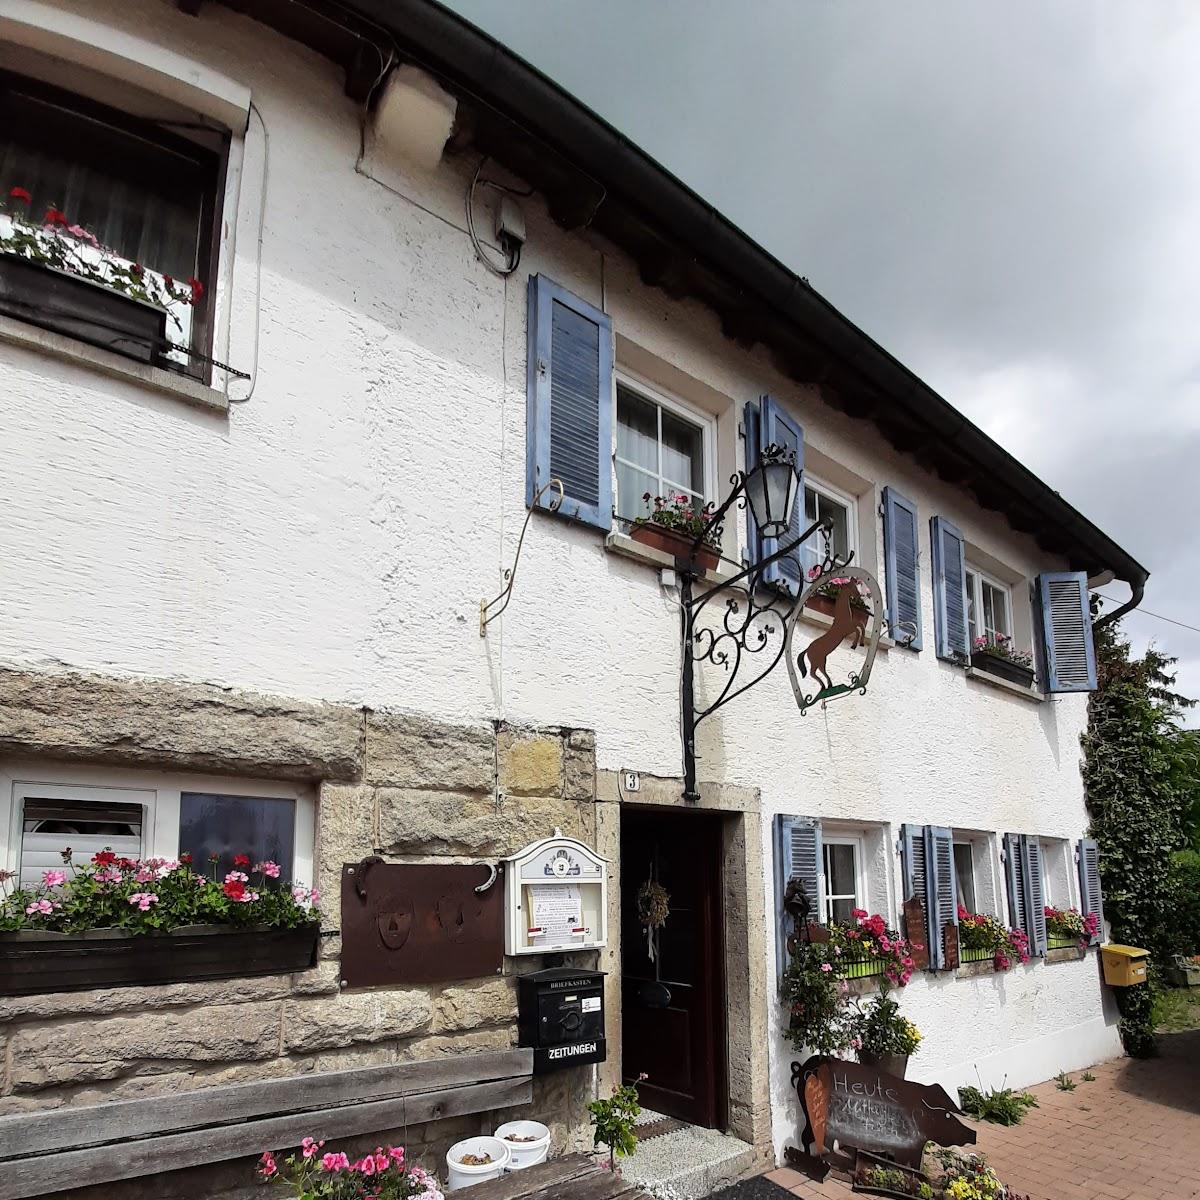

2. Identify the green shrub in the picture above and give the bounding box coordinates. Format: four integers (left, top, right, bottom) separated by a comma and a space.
957, 1084, 1038, 1126
1167, 850, 1200, 955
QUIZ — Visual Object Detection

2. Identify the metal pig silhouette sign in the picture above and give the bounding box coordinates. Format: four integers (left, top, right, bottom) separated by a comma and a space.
789, 1056, 976, 1170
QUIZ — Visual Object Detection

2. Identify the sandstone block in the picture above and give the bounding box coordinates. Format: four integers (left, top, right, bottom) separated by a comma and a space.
563, 748, 596, 802
282, 990, 431, 1054
497, 731, 562, 796
429, 977, 516, 1034
365, 712, 493, 790
0, 668, 362, 781
9, 1001, 283, 1090
318, 782, 377, 863
400, 1027, 514, 1060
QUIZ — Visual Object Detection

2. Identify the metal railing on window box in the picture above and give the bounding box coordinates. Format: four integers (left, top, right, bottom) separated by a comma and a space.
843, 955, 889, 980
960, 946, 995, 964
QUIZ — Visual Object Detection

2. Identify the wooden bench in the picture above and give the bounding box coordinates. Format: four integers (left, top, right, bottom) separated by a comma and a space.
465, 1154, 654, 1200
0, 1047, 533, 1199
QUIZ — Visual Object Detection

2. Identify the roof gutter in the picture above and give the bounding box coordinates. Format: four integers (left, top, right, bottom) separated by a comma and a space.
336, 0, 1148, 595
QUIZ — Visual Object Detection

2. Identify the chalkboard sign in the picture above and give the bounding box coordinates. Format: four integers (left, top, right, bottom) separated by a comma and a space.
790, 1056, 976, 1169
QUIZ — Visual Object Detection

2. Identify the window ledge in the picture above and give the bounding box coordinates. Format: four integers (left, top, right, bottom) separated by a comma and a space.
965, 666, 1043, 703
605, 530, 742, 583
956, 958, 998, 979
845, 975, 887, 997
0, 315, 228, 415
1045, 945, 1087, 965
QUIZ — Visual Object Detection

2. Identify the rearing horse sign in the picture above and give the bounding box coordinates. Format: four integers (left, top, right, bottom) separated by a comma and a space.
784, 565, 884, 714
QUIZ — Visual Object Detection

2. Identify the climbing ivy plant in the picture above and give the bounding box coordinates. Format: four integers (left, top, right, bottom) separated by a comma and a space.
1081, 605, 1197, 1056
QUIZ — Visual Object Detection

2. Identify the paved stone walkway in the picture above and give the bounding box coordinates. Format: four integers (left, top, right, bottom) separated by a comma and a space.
762, 1029, 1200, 1200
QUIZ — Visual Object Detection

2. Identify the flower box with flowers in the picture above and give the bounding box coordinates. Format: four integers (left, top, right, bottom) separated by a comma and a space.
1, 186, 204, 367
0, 850, 319, 996
258, 1136, 444, 1199
969, 635, 1035, 688
1044, 905, 1097, 950
957, 906, 1030, 972
630, 492, 722, 572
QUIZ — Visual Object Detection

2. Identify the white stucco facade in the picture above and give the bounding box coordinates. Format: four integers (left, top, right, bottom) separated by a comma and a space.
0, 0, 1123, 1169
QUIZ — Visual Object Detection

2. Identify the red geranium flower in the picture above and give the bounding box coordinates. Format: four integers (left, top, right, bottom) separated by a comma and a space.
130, 263, 143, 277
187, 276, 204, 301
9, 186, 31, 204
43, 207, 67, 226
223, 879, 246, 901
92, 850, 117, 866
233, 853, 251, 867
180, 851, 193, 864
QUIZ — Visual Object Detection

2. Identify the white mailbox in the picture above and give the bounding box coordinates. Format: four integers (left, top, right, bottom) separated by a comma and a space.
503, 831, 608, 956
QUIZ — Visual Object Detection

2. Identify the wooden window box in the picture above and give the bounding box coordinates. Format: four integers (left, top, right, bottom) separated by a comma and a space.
969, 650, 1035, 689
0, 256, 167, 366
0, 922, 319, 996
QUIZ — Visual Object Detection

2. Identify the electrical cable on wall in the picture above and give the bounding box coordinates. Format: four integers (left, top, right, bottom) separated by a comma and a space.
466, 157, 522, 277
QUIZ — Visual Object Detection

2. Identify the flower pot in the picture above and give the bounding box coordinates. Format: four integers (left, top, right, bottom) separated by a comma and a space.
970, 650, 1035, 689
446, 1136, 510, 1190
856, 1051, 909, 1079
0, 922, 319, 996
630, 521, 719, 571
853, 1149, 930, 1198
494, 1120, 550, 1169
0, 254, 167, 365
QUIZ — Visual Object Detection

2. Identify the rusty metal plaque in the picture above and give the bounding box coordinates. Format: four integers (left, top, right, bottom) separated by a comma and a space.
340, 860, 503, 987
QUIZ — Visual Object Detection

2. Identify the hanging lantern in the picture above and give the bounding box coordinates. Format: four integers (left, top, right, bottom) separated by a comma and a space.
743, 443, 800, 539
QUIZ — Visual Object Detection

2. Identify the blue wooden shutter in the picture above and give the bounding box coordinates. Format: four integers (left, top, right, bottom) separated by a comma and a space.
743, 400, 762, 567
901, 823, 931, 964
931, 516, 968, 662
1077, 837, 1104, 946
1003, 833, 1027, 935
760, 395, 805, 594
1021, 835, 1048, 956
924, 825, 958, 971
1034, 571, 1096, 693
526, 274, 613, 530
882, 487, 922, 650
774, 814, 822, 986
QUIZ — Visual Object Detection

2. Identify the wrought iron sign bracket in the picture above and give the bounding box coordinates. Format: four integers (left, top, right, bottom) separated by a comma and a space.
480, 478, 564, 636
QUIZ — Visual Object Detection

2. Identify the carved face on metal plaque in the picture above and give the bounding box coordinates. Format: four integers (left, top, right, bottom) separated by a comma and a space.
341, 861, 503, 987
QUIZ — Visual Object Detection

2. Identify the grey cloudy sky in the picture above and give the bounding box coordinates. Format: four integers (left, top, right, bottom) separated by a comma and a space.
448, 0, 1200, 720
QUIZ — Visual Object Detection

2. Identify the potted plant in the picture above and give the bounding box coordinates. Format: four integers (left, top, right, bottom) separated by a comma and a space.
969, 634, 1035, 688
630, 491, 722, 571
258, 1136, 444, 1198
805, 567, 872, 634
1044, 905, 1097, 950
957, 906, 1031, 970
849, 988, 922, 1078
853, 1150, 934, 1199
0, 849, 319, 995
0, 186, 203, 366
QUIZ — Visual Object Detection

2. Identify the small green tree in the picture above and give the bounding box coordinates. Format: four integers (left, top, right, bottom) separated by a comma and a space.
1082, 608, 1197, 1055
588, 1076, 645, 1172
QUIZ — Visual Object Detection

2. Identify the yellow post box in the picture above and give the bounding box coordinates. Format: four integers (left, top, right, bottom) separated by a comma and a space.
1101, 944, 1149, 987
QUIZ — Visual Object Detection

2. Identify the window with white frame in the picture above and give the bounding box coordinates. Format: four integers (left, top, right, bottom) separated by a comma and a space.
614, 379, 714, 520
822, 836, 863, 924
800, 480, 856, 577
965, 567, 1012, 650
1, 766, 315, 890
953, 841, 976, 914
0, 69, 227, 377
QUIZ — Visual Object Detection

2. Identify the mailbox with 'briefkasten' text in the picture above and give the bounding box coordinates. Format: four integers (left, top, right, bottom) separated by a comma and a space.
518, 966, 606, 1074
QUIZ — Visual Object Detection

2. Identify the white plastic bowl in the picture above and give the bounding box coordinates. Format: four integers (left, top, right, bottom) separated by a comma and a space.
445, 1136, 510, 1191
494, 1119, 551, 1169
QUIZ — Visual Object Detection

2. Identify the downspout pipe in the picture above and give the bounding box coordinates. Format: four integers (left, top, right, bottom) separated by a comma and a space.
1094, 573, 1147, 631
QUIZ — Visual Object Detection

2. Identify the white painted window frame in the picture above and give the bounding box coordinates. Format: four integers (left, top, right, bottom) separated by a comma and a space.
821, 833, 866, 924
965, 565, 1013, 647
801, 476, 858, 574
0, 762, 316, 889
613, 369, 718, 518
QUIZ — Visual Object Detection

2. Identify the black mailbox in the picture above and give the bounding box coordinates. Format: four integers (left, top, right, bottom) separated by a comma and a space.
517, 966, 606, 1073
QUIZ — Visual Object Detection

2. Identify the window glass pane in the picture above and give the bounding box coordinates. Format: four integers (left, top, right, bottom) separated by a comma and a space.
179, 793, 295, 880
982, 581, 1010, 638
660, 409, 703, 493
615, 462, 658, 519
965, 571, 978, 643
829, 896, 856, 925
802, 490, 850, 574
20, 797, 142, 888
954, 843, 976, 913
824, 843, 857, 902
616, 388, 658, 473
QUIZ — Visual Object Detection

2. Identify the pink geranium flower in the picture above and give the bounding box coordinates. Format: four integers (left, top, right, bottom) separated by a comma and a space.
128, 892, 158, 912
254, 860, 281, 879
42, 868, 66, 888
25, 899, 54, 916
301, 1137, 325, 1159
258, 1151, 277, 1179
321, 1152, 350, 1172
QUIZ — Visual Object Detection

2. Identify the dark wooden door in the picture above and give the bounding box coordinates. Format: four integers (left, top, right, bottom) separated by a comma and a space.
620, 809, 726, 1129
